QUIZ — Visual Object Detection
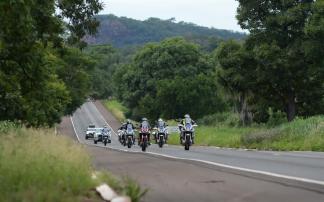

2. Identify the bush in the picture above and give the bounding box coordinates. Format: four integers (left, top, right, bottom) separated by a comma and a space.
103, 99, 128, 122
242, 116, 324, 151
266, 109, 287, 127
197, 112, 241, 127
0, 128, 95, 202
0, 127, 146, 201
241, 129, 281, 145
0, 121, 20, 134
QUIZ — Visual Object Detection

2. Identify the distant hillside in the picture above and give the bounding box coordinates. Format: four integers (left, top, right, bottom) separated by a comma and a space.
85, 15, 246, 48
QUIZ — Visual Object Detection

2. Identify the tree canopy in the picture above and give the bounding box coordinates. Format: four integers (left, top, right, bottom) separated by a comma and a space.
234, 0, 324, 121
0, 0, 102, 126
113, 38, 226, 121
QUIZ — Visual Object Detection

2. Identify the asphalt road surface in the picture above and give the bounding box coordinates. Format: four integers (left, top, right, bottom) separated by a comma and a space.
61, 101, 324, 202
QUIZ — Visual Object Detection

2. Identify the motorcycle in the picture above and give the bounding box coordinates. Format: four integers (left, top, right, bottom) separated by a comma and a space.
118, 129, 126, 146
102, 131, 111, 146
125, 124, 135, 148
139, 126, 150, 152
154, 126, 167, 148
179, 122, 197, 150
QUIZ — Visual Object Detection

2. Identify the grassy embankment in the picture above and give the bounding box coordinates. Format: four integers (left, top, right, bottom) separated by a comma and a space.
168, 116, 324, 151
103, 99, 324, 151
0, 122, 146, 202
103, 99, 127, 122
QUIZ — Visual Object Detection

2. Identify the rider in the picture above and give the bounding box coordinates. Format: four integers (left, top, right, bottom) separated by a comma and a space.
119, 120, 135, 144
102, 125, 111, 141
139, 117, 151, 145
118, 122, 127, 142
155, 118, 168, 143
179, 114, 196, 144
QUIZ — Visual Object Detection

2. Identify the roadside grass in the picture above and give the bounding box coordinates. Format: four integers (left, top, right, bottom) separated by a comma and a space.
168, 116, 324, 151
241, 116, 324, 151
168, 126, 258, 148
103, 99, 127, 122
0, 124, 146, 202
99, 102, 324, 151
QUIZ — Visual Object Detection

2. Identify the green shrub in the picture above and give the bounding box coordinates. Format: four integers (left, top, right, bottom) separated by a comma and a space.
242, 116, 324, 151
197, 112, 241, 127
0, 121, 20, 134
103, 99, 128, 122
0, 129, 95, 202
266, 109, 287, 127
0, 128, 146, 201
241, 128, 281, 145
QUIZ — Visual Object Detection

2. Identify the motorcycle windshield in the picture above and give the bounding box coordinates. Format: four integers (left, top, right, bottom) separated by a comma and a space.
141, 121, 149, 132
185, 123, 192, 131
142, 121, 149, 127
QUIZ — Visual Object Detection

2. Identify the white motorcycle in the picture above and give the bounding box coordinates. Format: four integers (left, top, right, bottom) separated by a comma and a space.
125, 124, 135, 148
102, 131, 111, 146
178, 122, 197, 150
153, 126, 168, 148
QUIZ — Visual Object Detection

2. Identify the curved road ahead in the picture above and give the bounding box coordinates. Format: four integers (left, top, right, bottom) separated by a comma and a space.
62, 101, 324, 202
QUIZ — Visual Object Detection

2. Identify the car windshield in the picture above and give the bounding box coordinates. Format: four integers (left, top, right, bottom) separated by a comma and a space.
88, 125, 95, 128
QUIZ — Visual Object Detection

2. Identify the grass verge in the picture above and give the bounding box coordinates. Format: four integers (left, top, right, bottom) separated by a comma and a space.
103, 99, 127, 122
0, 124, 146, 202
241, 116, 324, 151
168, 116, 324, 151
168, 126, 257, 148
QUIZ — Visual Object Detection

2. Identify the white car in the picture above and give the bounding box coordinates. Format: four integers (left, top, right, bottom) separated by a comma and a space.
85, 124, 96, 139
93, 128, 103, 144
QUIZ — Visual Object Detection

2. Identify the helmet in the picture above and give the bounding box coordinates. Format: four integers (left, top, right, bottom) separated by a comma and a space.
126, 119, 131, 124
158, 118, 163, 122
104, 125, 108, 128
184, 114, 190, 118
142, 117, 148, 121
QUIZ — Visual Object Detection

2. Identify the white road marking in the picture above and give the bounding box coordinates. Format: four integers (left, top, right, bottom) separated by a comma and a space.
70, 116, 81, 143
90, 102, 119, 137
69, 103, 324, 187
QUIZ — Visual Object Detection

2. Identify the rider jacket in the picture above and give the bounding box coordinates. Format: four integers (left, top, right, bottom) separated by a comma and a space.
180, 118, 196, 126
119, 123, 135, 130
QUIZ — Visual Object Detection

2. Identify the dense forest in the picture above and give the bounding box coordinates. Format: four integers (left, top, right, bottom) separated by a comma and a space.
1, 0, 323, 127
84, 14, 246, 48
88, 0, 324, 124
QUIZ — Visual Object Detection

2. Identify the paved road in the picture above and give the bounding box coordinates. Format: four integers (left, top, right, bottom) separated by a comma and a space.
68, 101, 324, 202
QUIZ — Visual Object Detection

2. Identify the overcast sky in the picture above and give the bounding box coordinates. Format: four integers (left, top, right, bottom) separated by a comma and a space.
99, 0, 243, 32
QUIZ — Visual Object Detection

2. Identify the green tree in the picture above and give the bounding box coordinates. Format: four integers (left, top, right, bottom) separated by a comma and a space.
215, 40, 256, 125
113, 38, 226, 120
236, 0, 324, 121
85, 45, 121, 98
0, 0, 102, 126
